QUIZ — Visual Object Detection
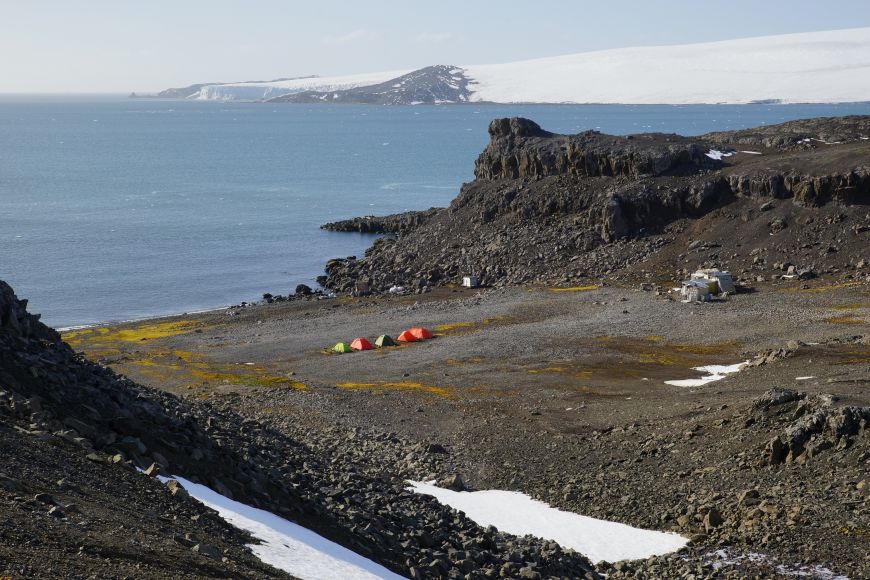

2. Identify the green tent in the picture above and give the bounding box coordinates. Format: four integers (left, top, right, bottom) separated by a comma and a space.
333, 342, 353, 353
375, 335, 396, 347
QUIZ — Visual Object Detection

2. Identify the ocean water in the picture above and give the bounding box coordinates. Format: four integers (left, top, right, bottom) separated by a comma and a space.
2, 96, 869, 328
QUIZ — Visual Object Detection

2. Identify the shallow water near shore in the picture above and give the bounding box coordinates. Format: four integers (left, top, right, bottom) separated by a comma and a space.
3, 95, 870, 328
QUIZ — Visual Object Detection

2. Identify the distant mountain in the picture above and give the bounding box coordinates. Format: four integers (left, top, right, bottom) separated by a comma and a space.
267, 65, 473, 104
148, 28, 870, 104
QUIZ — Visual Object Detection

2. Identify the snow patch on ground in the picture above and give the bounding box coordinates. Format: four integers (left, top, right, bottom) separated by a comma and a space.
159, 475, 404, 580
705, 149, 736, 160
796, 376, 817, 380
665, 362, 748, 388
408, 481, 687, 563
701, 548, 848, 579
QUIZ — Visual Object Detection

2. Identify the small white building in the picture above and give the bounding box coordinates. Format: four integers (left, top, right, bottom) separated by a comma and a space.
680, 280, 713, 302
691, 269, 736, 294
462, 276, 479, 288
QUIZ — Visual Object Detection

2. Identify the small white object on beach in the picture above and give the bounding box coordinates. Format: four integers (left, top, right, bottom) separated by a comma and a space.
665, 362, 748, 388
408, 481, 687, 563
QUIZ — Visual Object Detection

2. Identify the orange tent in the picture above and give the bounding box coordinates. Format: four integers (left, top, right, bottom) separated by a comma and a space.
409, 327, 433, 340
396, 330, 417, 342
350, 337, 373, 351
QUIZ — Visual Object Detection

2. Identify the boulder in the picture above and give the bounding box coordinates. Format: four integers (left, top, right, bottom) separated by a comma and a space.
294, 284, 313, 296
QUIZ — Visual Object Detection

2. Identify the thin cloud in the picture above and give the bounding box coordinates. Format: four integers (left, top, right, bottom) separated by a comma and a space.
415, 32, 454, 43
322, 29, 380, 46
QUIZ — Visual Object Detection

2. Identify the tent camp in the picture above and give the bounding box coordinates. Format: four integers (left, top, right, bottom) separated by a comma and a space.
396, 330, 417, 342
375, 335, 396, 347
350, 337, 373, 351
333, 342, 353, 353
410, 327, 433, 340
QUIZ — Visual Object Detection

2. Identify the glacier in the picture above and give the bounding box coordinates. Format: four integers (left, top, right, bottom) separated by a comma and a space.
189, 27, 870, 104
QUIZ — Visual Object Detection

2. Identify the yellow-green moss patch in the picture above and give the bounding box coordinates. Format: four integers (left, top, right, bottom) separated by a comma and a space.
548, 285, 599, 293
336, 381, 453, 398
826, 316, 866, 325
63, 319, 201, 347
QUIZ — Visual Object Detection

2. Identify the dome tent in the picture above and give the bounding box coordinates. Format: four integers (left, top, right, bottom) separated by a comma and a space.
410, 327, 433, 340
350, 337, 374, 351
396, 330, 417, 343
333, 342, 353, 353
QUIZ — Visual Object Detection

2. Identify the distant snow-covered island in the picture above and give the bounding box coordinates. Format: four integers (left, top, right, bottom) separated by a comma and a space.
137, 27, 870, 105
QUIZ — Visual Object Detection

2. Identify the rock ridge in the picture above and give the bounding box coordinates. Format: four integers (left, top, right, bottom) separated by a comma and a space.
321, 116, 870, 293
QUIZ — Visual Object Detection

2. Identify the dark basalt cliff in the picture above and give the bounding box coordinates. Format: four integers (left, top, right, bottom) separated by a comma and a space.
321, 116, 870, 293
474, 117, 717, 180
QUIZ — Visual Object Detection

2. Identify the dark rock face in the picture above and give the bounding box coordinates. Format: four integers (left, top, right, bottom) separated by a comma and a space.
0, 280, 58, 343
725, 169, 870, 206
750, 388, 870, 466
269, 65, 474, 105
475, 121, 716, 180
0, 281, 599, 579
704, 115, 870, 149
321, 116, 870, 293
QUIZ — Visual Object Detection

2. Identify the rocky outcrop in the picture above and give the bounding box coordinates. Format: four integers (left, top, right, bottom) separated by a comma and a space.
756, 390, 870, 465
703, 115, 870, 149
0, 280, 58, 342
475, 118, 717, 180
321, 116, 870, 293
725, 168, 870, 206
323, 207, 440, 235
0, 280, 599, 579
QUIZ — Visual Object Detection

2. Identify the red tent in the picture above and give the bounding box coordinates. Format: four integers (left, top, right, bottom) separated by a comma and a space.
350, 337, 373, 351
396, 330, 417, 342
410, 327, 433, 340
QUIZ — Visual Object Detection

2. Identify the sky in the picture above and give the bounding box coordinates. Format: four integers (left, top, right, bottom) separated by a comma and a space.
2, 0, 870, 93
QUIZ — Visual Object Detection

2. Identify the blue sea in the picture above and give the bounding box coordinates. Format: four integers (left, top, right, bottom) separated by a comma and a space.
2, 95, 870, 328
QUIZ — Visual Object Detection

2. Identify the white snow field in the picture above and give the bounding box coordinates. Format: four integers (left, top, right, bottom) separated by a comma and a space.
462, 27, 870, 104
158, 475, 405, 580
665, 362, 749, 388
195, 69, 412, 101
194, 28, 870, 104
408, 481, 687, 563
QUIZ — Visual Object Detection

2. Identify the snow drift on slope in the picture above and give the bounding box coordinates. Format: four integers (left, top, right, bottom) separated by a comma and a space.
159, 475, 404, 580
408, 481, 687, 563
